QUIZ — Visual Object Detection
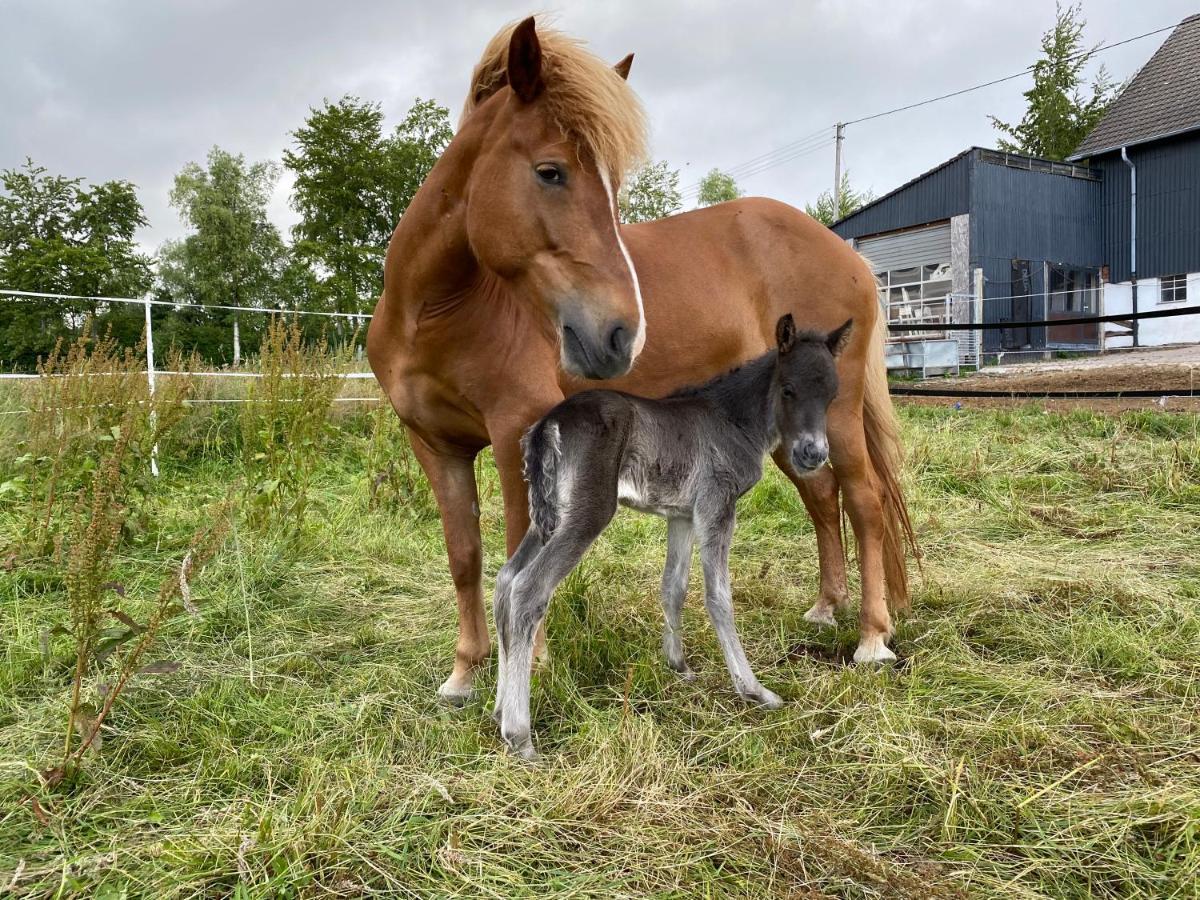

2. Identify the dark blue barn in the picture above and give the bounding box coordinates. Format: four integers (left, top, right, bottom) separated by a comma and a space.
832, 13, 1200, 358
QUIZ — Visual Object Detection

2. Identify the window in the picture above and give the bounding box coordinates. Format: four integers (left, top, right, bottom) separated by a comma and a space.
1161, 274, 1188, 305
874, 260, 955, 338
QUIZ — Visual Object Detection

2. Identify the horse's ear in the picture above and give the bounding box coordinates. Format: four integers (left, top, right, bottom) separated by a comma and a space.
776, 314, 796, 354
507, 17, 545, 103
614, 53, 634, 80
826, 318, 853, 357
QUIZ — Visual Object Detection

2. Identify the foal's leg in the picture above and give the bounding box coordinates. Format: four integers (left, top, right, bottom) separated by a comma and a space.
407, 430, 488, 703
491, 419, 558, 666
660, 517, 695, 678
828, 406, 896, 664
772, 450, 850, 627
697, 511, 783, 709
499, 503, 616, 760
493, 531, 543, 729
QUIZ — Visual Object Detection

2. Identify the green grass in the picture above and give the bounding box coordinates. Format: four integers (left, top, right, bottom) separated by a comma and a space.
2, 402, 1200, 897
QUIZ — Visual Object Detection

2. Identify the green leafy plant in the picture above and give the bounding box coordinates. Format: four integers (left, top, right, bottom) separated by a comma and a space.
46, 499, 232, 787
7, 325, 192, 558
239, 316, 346, 530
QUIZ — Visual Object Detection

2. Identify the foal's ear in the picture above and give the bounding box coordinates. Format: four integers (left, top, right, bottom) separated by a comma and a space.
775, 313, 797, 354
613, 53, 635, 81
826, 318, 854, 357
508, 17, 545, 103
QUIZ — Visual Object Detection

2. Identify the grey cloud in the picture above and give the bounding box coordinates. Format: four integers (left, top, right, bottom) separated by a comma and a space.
2, 0, 1193, 254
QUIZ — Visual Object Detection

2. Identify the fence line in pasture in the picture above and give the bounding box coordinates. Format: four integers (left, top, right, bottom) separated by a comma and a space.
0, 371, 379, 380
0, 288, 373, 321
0, 395, 386, 416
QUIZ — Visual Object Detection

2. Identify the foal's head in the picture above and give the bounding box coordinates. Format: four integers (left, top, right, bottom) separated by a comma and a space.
773, 314, 852, 474
461, 17, 648, 380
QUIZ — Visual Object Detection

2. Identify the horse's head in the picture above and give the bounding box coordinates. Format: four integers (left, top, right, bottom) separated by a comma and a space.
772, 315, 852, 474
463, 17, 647, 380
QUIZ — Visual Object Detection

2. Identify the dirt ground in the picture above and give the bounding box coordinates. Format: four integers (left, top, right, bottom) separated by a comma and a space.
893, 344, 1200, 413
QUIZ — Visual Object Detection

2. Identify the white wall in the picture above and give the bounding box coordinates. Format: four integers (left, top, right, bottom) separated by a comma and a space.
1103, 273, 1200, 349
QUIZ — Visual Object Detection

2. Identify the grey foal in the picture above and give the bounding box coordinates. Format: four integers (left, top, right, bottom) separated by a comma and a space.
493, 314, 851, 759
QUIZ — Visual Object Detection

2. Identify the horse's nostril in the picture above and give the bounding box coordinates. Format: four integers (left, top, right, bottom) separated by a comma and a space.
608, 325, 630, 356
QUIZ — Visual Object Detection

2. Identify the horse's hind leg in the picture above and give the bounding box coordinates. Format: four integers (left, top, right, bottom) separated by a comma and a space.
498, 504, 615, 760
828, 409, 896, 664
697, 510, 783, 709
772, 450, 850, 627
493, 531, 543, 729
407, 431, 488, 704
660, 517, 695, 678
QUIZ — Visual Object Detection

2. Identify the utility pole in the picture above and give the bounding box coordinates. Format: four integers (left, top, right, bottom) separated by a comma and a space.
832, 122, 845, 222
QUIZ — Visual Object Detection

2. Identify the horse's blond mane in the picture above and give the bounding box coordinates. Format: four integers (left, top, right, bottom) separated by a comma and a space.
462, 18, 648, 179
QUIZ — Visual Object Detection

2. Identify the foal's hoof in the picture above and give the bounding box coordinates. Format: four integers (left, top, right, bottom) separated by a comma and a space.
741, 687, 785, 710
502, 734, 539, 763
852, 635, 897, 665
803, 603, 838, 628
667, 660, 696, 681
436, 676, 474, 707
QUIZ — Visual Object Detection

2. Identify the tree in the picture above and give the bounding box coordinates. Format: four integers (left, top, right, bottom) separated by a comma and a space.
0, 160, 152, 370
283, 96, 453, 316
619, 161, 682, 223
805, 172, 875, 226
696, 168, 741, 207
989, 3, 1118, 160
164, 147, 286, 365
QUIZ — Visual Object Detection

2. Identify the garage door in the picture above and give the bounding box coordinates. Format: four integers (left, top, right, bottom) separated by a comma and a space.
857, 223, 951, 273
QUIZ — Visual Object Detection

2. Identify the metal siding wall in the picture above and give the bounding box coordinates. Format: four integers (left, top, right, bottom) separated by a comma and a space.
857, 224, 952, 271
833, 154, 970, 239
969, 158, 1103, 270
1096, 134, 1200, 282
969, 156, 1101, 352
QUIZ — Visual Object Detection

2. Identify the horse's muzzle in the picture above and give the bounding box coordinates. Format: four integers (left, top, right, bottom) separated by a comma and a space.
561, 318, 634, 380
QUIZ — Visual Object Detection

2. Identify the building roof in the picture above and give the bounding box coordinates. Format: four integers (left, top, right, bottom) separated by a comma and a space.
832, 147, 1097, 231
1069, 14, 1200, 160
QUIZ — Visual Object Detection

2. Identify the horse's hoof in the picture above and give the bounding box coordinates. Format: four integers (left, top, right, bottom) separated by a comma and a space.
803, 604, 837, 628
436, 677, 473, 706
852, 635, 897, 665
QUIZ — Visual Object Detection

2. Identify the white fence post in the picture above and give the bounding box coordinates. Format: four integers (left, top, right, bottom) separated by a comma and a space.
144, 297, 159, 477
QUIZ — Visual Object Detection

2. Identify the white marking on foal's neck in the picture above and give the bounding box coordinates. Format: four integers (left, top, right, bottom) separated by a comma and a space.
599, 169, 647, 360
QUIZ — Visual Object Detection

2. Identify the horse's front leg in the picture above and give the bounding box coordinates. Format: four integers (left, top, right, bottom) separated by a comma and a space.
772, 450, 850, 627
407, 430, 488, 704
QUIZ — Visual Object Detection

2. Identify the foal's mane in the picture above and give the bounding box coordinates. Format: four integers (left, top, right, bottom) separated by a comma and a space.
666, 331, 832, 400
462, 17, 648, 179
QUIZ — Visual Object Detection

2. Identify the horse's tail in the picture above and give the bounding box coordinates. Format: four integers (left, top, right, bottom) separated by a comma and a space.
521, 418, 562, 541
862, 308, 919, 610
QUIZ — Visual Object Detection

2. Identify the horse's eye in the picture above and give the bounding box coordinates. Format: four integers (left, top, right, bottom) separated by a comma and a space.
535, 163, 564, 185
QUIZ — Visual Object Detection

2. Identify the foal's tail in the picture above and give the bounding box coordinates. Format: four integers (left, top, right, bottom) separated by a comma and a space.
522, 418, 562, 541
862, 311, 919, 610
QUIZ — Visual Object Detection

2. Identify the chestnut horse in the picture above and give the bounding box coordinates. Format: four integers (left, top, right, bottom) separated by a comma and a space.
367, 17, 915, 703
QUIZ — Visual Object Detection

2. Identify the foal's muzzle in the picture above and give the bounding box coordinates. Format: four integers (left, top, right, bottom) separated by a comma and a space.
791, 436, 829, 473
561, 315, 635, 380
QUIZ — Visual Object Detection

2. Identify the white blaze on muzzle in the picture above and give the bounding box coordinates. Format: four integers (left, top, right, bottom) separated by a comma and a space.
599, 169, 646, 360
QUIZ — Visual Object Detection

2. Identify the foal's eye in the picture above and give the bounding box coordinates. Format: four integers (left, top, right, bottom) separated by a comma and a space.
782, 386, 796, 400
535, 163, 564, 185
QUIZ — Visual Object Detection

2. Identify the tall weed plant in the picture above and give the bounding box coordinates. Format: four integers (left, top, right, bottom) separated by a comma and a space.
239, 317, 347, 531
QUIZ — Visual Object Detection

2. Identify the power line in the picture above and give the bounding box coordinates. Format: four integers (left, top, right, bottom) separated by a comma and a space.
843, 22, 1177, 126
684, 20, 1179, 193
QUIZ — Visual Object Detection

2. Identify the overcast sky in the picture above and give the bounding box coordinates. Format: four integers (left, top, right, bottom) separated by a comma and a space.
3, 0, 1195, 254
